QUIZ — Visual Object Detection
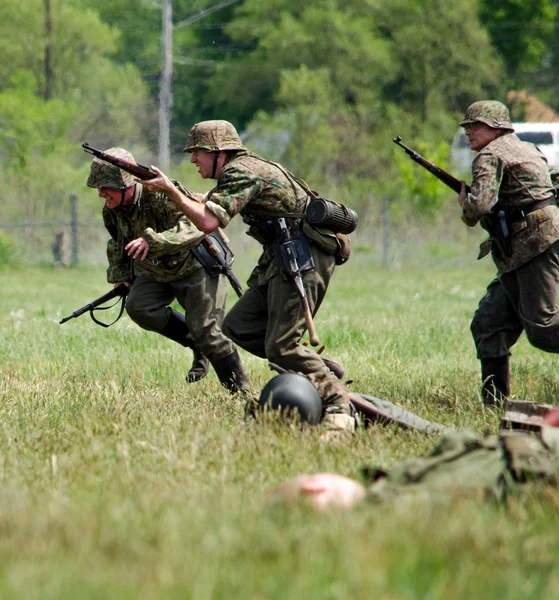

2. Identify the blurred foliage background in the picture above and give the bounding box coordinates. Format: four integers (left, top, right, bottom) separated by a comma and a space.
1, 0, 558, 266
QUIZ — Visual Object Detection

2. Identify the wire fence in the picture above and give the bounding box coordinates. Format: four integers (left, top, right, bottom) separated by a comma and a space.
0, 193, 109, 266
0, 193, 484, 271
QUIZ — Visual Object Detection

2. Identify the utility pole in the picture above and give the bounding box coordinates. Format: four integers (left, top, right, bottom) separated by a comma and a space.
44, 0, 53, 100
159, 0, 173, 172
158, 0, 241, 171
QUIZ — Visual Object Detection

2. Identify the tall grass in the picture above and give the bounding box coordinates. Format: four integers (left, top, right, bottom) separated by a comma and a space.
1, 257, 558, 599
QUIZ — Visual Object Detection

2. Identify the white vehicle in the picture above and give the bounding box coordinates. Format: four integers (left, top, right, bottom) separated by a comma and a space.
450, 122, 559, 173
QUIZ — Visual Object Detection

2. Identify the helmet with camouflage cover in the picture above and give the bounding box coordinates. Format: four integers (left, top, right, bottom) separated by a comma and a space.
87, 148, 137, 190
258, 373, 323, 425
460, 101, 514, 131
183, 120, 246, 153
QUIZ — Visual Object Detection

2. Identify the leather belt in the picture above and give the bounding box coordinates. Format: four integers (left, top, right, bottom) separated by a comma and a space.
507, 196, 556, 223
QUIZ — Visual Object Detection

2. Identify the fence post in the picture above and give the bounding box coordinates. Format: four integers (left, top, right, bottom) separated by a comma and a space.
382, 194, 390, 270
70, 192, 78, 267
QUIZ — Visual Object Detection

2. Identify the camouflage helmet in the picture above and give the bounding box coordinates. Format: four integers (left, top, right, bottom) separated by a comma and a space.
87, 148, 137, 190
258, 373, 323, 425
460, 101, 514, 130
183, 120, 245, 153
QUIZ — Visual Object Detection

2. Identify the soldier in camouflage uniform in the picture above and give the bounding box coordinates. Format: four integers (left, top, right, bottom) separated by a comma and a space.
87, 148, 248, 393
270, 426, 559, 510
141, 121, 356, 435
458, 101, 559, 407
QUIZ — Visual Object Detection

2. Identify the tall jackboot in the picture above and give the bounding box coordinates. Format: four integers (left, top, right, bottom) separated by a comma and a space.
211, 349, 249, 394
159, 310, 210, 383
480, 357, 510, 408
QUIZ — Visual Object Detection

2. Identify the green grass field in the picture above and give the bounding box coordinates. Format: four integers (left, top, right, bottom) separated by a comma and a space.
1, 255, 559, 599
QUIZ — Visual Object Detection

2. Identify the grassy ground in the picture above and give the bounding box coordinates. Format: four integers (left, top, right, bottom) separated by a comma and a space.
1, 255, 559, 599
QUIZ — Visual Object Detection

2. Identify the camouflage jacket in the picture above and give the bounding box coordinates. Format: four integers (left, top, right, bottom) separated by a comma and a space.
365, 429, 559, 504
462, 132, 559, 272
204, 151, 338, 284
103, 184, 205, 283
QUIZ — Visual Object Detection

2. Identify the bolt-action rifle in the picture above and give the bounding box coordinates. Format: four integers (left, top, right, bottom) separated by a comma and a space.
276, 217, 320, 347
83, 143, 243, 297
59, 283, 129, 327
392, 136, 512, 257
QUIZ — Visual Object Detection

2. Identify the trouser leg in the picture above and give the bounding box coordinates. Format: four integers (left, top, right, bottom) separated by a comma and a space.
126, 275, 209, 382
268, 248, 352, 415
470, 276, 522, 404
171, 268, 247, 392
210, 348, 249, 394
262, 249, 351, 406
501, 240, 559, 352
171, 268, 235, 362
159, 310, 210, 382
222, 281, 268, 358
470, 277, 523, 361
126, 276, 176, 331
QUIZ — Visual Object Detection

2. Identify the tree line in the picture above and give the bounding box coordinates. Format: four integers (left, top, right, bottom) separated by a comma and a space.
0, 0, 557, 228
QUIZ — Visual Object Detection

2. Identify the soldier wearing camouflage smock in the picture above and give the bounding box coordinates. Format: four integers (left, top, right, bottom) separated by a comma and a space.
458, 101, 559, 407
87, 148, 248, 393
142, 121, 356, 436
270, 426, 559, 510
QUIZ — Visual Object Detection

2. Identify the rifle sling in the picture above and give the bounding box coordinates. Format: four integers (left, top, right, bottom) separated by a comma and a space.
89, 295, 127, 328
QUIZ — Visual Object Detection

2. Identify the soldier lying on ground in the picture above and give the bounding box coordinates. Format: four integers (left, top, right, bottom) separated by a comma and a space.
87, 147, 248, 393
269, 409, 559, 511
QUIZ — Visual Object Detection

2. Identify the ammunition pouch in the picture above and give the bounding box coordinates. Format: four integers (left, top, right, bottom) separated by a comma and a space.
191, 231, 234, 278
507, 196, 556, 223
243, 214, 276, 244
334, 233, 351, 265
302, 220, 351, 266
272, 218, 314, 276
305, 198, 358, 235
480, 210, 512, 258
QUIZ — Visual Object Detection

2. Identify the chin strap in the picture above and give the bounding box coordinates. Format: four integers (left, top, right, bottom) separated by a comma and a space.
211, 152, 219, 179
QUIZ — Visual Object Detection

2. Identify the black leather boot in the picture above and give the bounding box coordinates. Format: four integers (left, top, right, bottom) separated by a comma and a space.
480, 357, 510, 408
211, 349, 249, 394
159, 310, 210, 383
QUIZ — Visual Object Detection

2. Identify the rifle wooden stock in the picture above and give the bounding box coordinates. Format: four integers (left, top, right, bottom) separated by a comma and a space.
59, 283, 129, 325
393, 135, 512, 257
392, 136, 471, 195
83, 143, 184, 188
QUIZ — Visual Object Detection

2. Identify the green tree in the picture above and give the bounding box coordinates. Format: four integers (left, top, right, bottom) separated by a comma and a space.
0, 0, 154, 223
206, 0, 504, 219
479, 0, 557, 78
372, 0, 503, 129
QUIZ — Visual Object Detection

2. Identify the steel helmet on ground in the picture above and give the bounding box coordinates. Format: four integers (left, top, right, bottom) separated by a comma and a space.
183, 120, 246, 153
87, 148, 137, 190
258, 373, 323, 425
460, 101, 514, 131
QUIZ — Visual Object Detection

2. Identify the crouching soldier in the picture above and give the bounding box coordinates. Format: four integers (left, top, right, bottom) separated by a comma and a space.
87, 147, 248, 393
140, 121, 356, 439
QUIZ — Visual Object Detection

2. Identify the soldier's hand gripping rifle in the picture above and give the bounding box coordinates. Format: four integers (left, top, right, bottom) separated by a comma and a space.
82, 143, 243, 297
59, 283, 130, 327
392, 136, 512, 257
276, 217, 320, 347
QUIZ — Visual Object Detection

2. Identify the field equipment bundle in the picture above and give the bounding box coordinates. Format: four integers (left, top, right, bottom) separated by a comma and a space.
306, 198, 358, 235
